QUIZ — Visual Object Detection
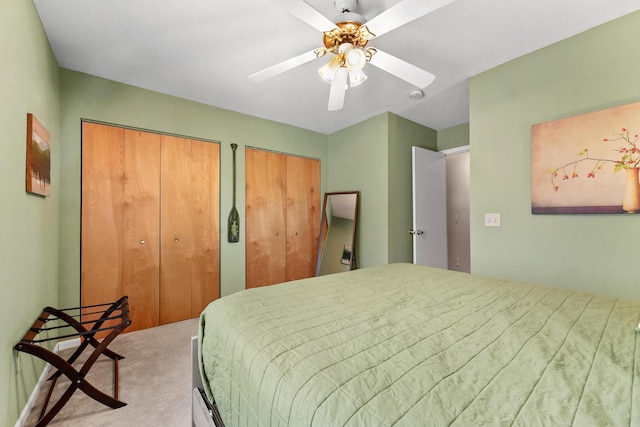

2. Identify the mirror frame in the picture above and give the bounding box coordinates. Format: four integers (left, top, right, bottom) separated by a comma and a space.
315, 191, 359, 276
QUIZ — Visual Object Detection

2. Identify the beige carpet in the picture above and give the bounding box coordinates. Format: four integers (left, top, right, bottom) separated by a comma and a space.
24, 318, 199, 427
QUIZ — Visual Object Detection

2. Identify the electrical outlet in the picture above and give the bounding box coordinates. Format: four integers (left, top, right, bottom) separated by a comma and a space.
485, 213, 501, 227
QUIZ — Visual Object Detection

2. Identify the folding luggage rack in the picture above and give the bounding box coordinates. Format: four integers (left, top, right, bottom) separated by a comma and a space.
15, 296, 131, 426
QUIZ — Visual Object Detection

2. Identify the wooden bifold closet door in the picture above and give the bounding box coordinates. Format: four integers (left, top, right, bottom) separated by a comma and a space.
245, 148, 320, 289
81, 122, 220, 332
159, 136, 220, 323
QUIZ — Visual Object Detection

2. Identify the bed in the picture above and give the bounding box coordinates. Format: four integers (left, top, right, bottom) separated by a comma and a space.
194, 263, 640, 426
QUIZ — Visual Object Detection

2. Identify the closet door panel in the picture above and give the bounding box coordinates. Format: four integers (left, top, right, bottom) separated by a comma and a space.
83, 123, 221, 331
160, 135, 193, 324
190, 140, 220, 316
265, 152, 288, 285
123, 129, 161, 331
245, 148, 287, 288
286, 155, 320, 281
81, 123, 125, 318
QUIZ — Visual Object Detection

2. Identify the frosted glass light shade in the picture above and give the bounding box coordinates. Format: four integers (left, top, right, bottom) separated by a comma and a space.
318, 56, 341, 83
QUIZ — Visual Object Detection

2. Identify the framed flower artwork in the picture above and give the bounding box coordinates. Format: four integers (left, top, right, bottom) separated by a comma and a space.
531, 101, 640, 214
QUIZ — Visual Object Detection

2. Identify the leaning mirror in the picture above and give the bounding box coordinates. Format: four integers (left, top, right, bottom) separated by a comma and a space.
315, 191, 359, 276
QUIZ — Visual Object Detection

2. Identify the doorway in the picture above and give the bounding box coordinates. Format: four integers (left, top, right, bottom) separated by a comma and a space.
444, 148, 470, 272
412, 146, 470, 272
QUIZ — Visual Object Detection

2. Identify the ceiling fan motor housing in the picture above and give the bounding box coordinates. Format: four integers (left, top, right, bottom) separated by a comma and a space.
323, 21, 373, 53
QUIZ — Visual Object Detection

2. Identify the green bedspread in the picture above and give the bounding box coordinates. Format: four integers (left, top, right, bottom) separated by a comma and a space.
199, 263, 640, 426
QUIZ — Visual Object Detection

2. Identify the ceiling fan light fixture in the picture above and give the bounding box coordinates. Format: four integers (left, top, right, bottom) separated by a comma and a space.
318, 55, 342, 84
345, 47, 367, 87
319, 43, 356, 84
338, 42, 354, 54
346, 48, 366, 70
348, 68, 367, 87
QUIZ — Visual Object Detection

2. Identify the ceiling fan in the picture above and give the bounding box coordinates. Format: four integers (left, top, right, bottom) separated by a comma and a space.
249, 0, 455, 111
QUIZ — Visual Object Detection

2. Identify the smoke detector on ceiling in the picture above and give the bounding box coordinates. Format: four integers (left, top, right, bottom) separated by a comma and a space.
408, 89, 424, 99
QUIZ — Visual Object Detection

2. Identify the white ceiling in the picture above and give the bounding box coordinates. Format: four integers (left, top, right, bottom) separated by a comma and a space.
34, 0, 640, 135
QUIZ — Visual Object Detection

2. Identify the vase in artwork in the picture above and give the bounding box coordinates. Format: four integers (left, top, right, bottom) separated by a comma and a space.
622, 167, 640, 213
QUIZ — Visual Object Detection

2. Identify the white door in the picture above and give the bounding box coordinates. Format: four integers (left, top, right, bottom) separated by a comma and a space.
412, 146, 448, 268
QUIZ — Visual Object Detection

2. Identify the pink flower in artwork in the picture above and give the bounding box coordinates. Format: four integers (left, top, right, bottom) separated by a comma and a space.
551, 128, 640, 191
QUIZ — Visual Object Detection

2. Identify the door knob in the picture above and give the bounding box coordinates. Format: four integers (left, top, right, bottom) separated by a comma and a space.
139, 239, 145, 244
409, 229, 424, 235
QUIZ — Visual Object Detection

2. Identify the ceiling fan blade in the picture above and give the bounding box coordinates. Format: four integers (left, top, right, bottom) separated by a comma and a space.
364, 0, 455, 38
328, 67, 348, 111
249, 49, 320, 83
267, 0, 337, 33
368, 49, 435, 88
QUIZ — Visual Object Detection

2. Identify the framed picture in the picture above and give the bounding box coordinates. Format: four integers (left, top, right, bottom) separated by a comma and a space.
26, 113, 51, 197
531, 102, 640, 214
340, 245, 352, 265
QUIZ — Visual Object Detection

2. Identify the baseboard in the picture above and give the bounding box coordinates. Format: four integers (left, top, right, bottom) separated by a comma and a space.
14, 338, 81, 427
57, 337, 81, 352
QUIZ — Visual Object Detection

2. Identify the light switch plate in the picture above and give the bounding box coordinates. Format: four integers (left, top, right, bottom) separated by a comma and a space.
485, 213, 501, 227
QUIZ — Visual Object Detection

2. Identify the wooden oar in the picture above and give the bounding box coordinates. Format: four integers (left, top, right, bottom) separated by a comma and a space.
228, 143, 240, 242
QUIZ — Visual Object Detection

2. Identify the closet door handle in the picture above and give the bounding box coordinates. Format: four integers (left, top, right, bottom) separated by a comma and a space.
174, 238, 180, 243
139, 239, 145, 244
409, 229, 424, 235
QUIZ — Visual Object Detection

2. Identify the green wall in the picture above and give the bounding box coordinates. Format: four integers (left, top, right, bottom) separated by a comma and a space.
388, 114, 438, 262
327, 114, 389, 267
58, 69, 328, 308
1, 0, 60, 424
327, 112, 437, 267
470, 10, 640, 299
59, 75, 441, 318
438, 122, 470, 151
